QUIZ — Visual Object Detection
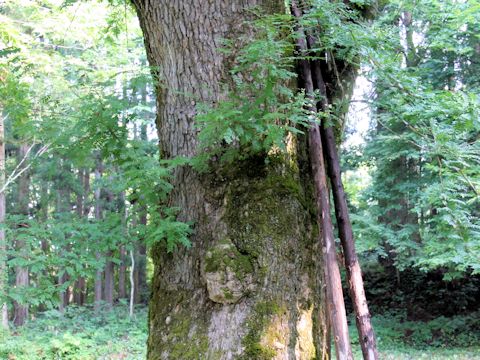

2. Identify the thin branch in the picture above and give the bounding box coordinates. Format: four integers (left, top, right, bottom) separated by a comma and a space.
0, 143, 49, 194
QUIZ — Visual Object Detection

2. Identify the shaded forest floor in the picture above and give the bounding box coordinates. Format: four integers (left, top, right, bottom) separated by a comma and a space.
1, 305, 479, 359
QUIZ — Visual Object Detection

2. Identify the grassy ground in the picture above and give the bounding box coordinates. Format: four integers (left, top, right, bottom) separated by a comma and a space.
1, 305, 478, 359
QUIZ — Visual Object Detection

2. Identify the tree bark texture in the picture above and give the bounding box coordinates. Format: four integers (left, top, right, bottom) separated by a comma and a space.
14, 143, 30, 326
0, 111, 8, 330
132, 1, 329, 358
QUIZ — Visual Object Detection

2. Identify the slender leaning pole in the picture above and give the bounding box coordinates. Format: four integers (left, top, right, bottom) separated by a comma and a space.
291, 2, 353, 358
302, 12, 379, 359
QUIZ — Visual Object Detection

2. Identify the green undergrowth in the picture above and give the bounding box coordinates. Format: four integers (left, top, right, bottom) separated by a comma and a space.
2, 304, 479, 359
0, 304, 147, 360
349, 312, 480, 359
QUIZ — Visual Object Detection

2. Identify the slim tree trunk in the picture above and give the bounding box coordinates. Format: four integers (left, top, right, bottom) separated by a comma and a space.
13, 144, 30, 326
103, 186, 114, 307
118, 191, 127, 300
0, 111, 8, 330
134, 212, 147, 304
104, 250, 114, 307
291, 2, 353, 358
74, 169, 86, 306
56, 159, 73, 312
320, 126, 378, 360
133, 1, 329, 358
83, 169, 90, 217
129, 248, 135, 318
73, 278, 86, 306
94, 166, 103, 312
135, 124, 148, 304
118, 245, 126, 300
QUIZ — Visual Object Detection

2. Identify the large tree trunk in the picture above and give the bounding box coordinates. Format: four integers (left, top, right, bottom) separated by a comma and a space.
133, 1, 329, 359
13, 144, 30, 326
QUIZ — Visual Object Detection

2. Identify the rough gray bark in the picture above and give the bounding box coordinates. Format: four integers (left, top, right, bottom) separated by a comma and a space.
13, 144, 30, 326
0, 110, 8, 330
132, 1, 328, 358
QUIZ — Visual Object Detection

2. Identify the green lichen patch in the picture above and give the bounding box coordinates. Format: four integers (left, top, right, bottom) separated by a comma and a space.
240, 301, 285, 360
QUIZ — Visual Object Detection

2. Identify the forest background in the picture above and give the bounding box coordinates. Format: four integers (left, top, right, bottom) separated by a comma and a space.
0, 0, 479, 359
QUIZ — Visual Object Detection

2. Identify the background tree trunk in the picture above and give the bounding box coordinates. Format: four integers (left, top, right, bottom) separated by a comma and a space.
118, 245, 126, 300
0, 111, 8, 330
104, 250, 114, 306
132, 1, 329, 358
133, 211, 147, 304
135, 124, 148, 304
94, 165, 103, 312
13, 143, 30, 326
74, 169, 86, 306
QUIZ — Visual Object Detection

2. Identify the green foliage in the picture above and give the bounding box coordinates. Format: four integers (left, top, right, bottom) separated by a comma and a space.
195, 14, 312, 166
119, 150, 192, 252
0, 0, 192, 312
347, 313, 480, 359
342, 0, 480, 276
4, 213, 124, 308
355, 312, 480, 349
0, 305, 147, 359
